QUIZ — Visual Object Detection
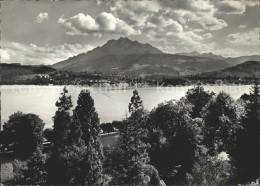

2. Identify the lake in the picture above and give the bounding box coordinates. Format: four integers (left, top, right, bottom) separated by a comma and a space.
1, 85, 251, 128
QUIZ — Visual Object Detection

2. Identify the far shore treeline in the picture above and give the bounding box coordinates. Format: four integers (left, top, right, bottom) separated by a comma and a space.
1, 81, 260, 185
1, 62, 260, 86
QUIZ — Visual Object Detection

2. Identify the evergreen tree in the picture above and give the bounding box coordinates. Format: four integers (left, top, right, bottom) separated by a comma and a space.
232, 80, 260, 183
110, 90, 155, 185
73, 89, 103, 185
53, 87, 73, 148
202, 92, 241, 155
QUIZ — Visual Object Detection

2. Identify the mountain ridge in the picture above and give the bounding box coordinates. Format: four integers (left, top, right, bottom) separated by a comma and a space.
52, 37, 233, 76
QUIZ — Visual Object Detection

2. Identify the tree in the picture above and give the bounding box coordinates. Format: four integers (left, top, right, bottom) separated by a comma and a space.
47, 89, 103, 185
231, 81, 260, 183
1, 112, 24, 151
47, 145, 91, 185
147, 99, 199, 184
53, 87, 73, 148
109, 90, 157, 185
185, 86, 215, 118
43, 128, 54, 143
202, 92, 241, 155
3, 113, 45, 157
73, 89, 103, 185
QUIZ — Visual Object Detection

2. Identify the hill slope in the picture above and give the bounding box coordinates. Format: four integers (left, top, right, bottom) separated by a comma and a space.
176, 51, 260, 66
202, 61, 260, 77
1, 63, 55, 83
52, 38, 230, 76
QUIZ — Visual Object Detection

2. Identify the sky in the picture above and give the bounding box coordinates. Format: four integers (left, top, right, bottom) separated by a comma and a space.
1, 0, 259, 65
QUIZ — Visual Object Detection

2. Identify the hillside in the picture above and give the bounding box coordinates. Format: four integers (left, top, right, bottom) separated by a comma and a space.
1, 63, 55, 83
176, 51, 260, 66
52, 37, 230, 76
202, 61, 260, 77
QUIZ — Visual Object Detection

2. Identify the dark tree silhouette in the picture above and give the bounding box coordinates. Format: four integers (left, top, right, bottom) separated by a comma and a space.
73, 89, 103, 185
231, 80, 260, 183
109, 90, 159, 185
10, 113, 45, 157
185, 86, 215, 118
53, 87, 73, 148
202, 92, 241, 155
147, 99, 199, 184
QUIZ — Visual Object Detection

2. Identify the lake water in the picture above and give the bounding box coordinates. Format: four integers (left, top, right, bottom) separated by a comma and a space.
1, 85, 251, 128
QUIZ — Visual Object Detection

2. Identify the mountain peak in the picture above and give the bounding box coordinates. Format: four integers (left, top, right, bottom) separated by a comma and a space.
103, 37, 163, 55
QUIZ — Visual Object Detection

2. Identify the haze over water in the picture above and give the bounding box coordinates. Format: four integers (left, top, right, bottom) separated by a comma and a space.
1, 85, 251, 128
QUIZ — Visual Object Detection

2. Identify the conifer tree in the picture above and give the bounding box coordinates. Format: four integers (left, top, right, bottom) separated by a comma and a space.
53, 87, 73, 148
110, 90, 152, 185
73, 89, 103, 185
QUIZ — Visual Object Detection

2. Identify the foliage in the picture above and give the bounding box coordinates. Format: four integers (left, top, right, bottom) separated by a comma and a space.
22, 148, 47, 184
72, 89, 103, 184
46, 145, 95, 184
53, 87, 73, 148
2, 113, 45, 157
202, 92, 242, 155
111, 120, 123, 130
12, 159, 24, 183
187, 153, 232, 185
100, 122, 114, 133
231, 81, 260, 183
109, 90, 155, 185
147, 99, 199, 184
43, 128, 54, 143
1, 112, 24, 151
185, 86, 215, 118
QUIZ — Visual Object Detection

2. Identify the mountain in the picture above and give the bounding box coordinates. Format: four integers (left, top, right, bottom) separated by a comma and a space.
52, 37, 230, 76
202, 61, 260, 77
1, 63, 55, 83
175, 51, 260, 66
225, 55, 260, 66
175, 51, 201, 57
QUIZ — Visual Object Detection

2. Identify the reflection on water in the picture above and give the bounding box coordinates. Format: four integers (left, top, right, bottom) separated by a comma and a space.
1, 85, 251, 128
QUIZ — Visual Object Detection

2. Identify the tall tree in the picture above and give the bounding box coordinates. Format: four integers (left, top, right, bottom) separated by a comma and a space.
73, 89, 103, 185
232, 80, 260, 183
47, 89, 102, 185
202, 92, 241, 155
185, 86, 215, 118
53, 87, 73, 148
109, 90, 159, 185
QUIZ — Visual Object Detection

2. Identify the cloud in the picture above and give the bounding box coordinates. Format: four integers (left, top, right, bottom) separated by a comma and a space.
216, 1, 246, 14
239, 24, 246, 28
227, 28, 259, 46
1, 41, 94, 65
198, 16, 228, 30
58, 12, 140, 36
36, 12, 49, 23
